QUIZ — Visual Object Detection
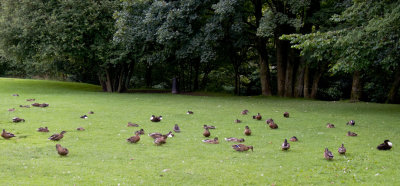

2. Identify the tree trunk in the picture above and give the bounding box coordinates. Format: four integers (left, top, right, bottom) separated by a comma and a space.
303, 64, 310, 98
284, 48, 296, 97
258, 53, 272, 96
310, 65, 326, 99
105, 69, 113, 92
276, 36, 288, 97
386, 67, 400, 103
350, 70, 362, 102
294, 57, 305, 97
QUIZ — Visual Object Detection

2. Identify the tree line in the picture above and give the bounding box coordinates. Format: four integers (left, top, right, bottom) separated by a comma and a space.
0, 0, 399, 103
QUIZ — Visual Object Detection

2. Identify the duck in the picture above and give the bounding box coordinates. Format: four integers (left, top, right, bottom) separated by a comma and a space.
347, 131, 357, 136
48, 131, 66, 141
377, 140, 392, 150
12, 117, 25, 123
127, 132, 141, 143
324, 148, 334, 160
203, 128, 211, 137
88, 111, 94, 114
244, 126, 251, 136
37, 127, 49, 132
154, 136, 167, 145
127, 122, 139, 127
289, 136, 298, 142
234, 119, 242, 123
80, 115, 88, 119
77, 127, 85, 131
346, 120, 355, 126
12, 94, 19, 96
20, 105, 30, 108
232, 144, 253, 152
8, 108, 15, 112
282, 139, 290, 150
136, 128, 145, 135
31, 103, 40, 107
56, 144, 69, 156
266, 118, 274, 124
39, 103, 49, 107
252, 113, 262, 120
203, 125, 216, 129
173, 124, 180, 133
26, 98, 35, 101
225, 137, 245, 142
1, 129, 16, 139
241, 109, 249, 115
326, 123, 335, 128
202, 137, 219, 144
269, 122, 278, 129
283, 112, 289, 118
187, 111, 194, 114
338, 144, 346, 154
150, 115, 162, 122
149, 131, 173, 139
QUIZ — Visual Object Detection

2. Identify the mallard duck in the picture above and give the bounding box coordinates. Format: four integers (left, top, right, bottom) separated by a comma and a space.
127, 122, 139, 127
252, 113, 262, 120
244, 126, 251, 136
150, 115, 162, 122
203, 128, 211, 137
77, 127, 85, 131
232, 144, 253, 152
1, 129, 16, 139
48, 131, 66, 141
241, 109, 249, 115
225, 137, 245, 142
88, 111, 94, 114
346, 120, 355, 126
173, 124, 180, 133
136, 128, 145, 135
37, 127, 49, 132
324, 148, 334, 160
282, 139, 290, 150
266, 118, 274, 124
234, 119, 242, 123
347, 131, 357, 136
56, 144, 69, 156
149, 131, 173, 139
12, 117, 25, 123
187, 111, 194, 114
80, 115, 88, 119
289, 136, 298, 142
283, 112, 289, 118
31, 103, 40, 107
326, 123, 335, 128
377, 140, 392, 150
8, 108, 15, 112
20, 105, 30, 108
338, 144, 346, 154
203, 125, 216, 129
154, 136, 167, 145
39, 103, 49, 107
202, 137, 219, 144
26, 98, 35, 101
12, 94, 19, 96
269, 122, 278, 129
127, 132, 141, 143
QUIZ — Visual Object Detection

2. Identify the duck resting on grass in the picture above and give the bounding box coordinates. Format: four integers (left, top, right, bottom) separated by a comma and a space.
202, 137, 219, 144
187, 111, 194, 114
203, 128, 211, 137
154, 136, 167, 145
283, 112, 289, 118
56, 144, 69, 156
150, 115, 162, 122
346, 120, 355, 126
127, 132, 141, 143
225, 137, 245, 142
234, 119, 242, 123
37, 127, 49, 132
32, 103, 49, 107
203, 125, 216, 129
12, 94, 19, 96
77, 127, 85, 131
127, 122, 139, 127
282, 139, 290, 150
232, 144, 253, 152
241, 109, 249, 115
88, 111, 94, 114
347, 131, 357, 136
266, 118, 274, 124
173, 124, 180, 133
12, 117, 25, 123
149, 131, 173, 139
326, 123, 335, 128
377, 140, 392, 150
136, 129, 145, 135
20, 105, 30, 108
48, 131, 66, 141
8, 108, 15, 112
244, 126, 251, 136
338, 144, 346, 154
269, 122, 278, 129
252, 113, 262, 120
324, 148, 334, 160
290, 136, 298, 142
2, 129, 16, 139
26, 98, 35, 101
80, 115, 88, 119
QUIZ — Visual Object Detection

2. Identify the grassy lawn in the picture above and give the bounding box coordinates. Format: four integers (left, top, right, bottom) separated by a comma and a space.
1, 78, 400, 185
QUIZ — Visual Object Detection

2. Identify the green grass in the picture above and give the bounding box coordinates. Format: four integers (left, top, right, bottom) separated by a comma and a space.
1, 78, 400, 185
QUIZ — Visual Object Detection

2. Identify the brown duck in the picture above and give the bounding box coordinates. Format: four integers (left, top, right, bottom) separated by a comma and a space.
203, 125, 216, 129
154, 136, 167, 145
136, 129, 145, 135
244, 126, 251, 136
290, 136, 298, 142
56, 144, 69, 156
324, 148, 334, 160
283, 112, 289, 118
266, 118, 274, 124
48, 131, 66, 141
20, 105, 30, 108
149, 131, 173, 139
202, 137, 219, 144
77, 127, 85, 131
26, 98, 35, 101
225, 137, 245, 142
326, 123, 335, 128
347, 131, 357, 136
37, 127, 49, 132
2, 129, 16, 139
232, 144, 253, 152
282, 139, 290, 150
173, 124, 180, 133
241, 109, 249, 115
269, 122, 278, 129
338, 144, 346, 154
12, 117, 25, 123
127, 122, 139, 127
203, 128, 211, 137
252, 113, 262, 120
150, 115, 162, 122
88, 111, 94, 114
127, 132, 141, 143
8, 108, 15, 112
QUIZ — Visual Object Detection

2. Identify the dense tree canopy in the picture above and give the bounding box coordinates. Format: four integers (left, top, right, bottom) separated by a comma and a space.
0, 0, 399, 103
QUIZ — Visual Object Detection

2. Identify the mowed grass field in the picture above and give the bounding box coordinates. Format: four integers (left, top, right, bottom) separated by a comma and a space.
1, 78, 400, 185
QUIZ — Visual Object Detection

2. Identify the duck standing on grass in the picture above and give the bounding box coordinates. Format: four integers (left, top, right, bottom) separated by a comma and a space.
56, 144, 69, 156
338, 144, 346, 154
232, 144, 253, 152
324, 148, 334, 160
203, 128, 211, 137
244, 126, 251, 136
1, 129, 16, 139
48, 131, 66, 141
377, 140, 392, 150
281, 139, 290, 150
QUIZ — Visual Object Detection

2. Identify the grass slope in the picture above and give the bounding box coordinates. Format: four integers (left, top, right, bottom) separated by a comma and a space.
1, 78, 400, 185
